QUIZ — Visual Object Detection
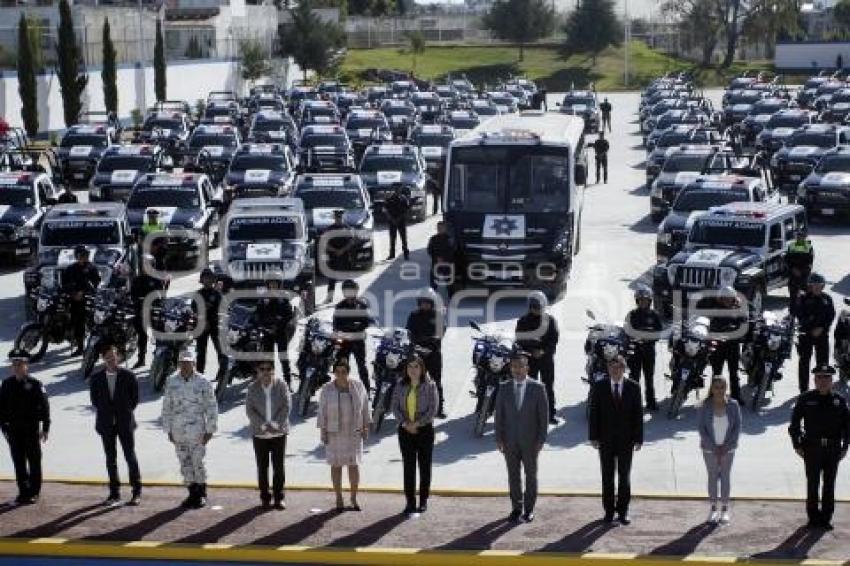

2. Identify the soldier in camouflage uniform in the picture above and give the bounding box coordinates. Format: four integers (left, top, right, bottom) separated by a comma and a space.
161, 348, 218, 509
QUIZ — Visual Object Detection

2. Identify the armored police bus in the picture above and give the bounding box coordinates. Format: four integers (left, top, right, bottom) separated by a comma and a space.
444, 111, 587, 298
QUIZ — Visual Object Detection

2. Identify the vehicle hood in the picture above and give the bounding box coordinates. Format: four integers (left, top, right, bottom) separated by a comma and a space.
91, 169, 143, 187
226, 169, 289, 187
307, 208, 369, 230
127, 206, 203, 229
38, 245, 123, 268
0, 205, 38, 227
361, 171, 423, 188
671, 247, 759, 269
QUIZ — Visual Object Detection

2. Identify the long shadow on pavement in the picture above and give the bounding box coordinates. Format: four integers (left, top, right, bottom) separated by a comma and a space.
327, 513, 407, 547
174, 506, 267, 544
437, 517, 519, 550
86, 506, 188, 542
537, 519, 617, 552
751, 525, 827, 559
13, 503, 118, 538
251, 508, 339, 547
648, 521, 717, 556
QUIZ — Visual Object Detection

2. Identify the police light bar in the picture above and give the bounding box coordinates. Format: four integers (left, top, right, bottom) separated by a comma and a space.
376, 145, 406, 155
304, 176, 347, 187
708, 207, 767, 219
420, 125, 446, 134
57, 208, 110, 216
0, 173, 27, 184
244, 144, 278, 154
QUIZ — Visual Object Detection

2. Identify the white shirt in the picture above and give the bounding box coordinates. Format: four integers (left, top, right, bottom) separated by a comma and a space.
257, 381, 283, 439
713, 413, 729, 447
106, 370, 118, 400
514, 378, 527, 410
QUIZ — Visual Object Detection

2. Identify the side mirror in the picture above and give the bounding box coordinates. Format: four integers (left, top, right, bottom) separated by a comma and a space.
585, 309, 596, 321
469, 320, 481, 332
574, 163, 587, 186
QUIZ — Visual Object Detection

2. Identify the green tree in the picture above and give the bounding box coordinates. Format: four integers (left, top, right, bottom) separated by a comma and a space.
663, 0, 722, 66
369, 0, 396, 17
562, 0, 620, 62
483, 0, 554, 61
240, 39, 272, 86
279, 0, 346, 80
102, 18, 118, 115
154, 19, 166, 102
834, 0, 850, 33
406, 30, 425, 74
17, 15, 39, 137
56, 0, 88, 127
348, 0, 370, 14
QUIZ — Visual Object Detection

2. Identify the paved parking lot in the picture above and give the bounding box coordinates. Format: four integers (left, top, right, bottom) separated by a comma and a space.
1, 90, 849, 502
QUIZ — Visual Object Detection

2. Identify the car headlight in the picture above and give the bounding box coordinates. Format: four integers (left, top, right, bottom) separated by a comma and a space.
386, 351, 401, 369
602, 343, 619, 360
488, 355, 505, 372
227, 328, 241, 345
37, 297, 50, 312
684, 339, 700, 357
720, 267, 737, 286
767, 334, 782, 351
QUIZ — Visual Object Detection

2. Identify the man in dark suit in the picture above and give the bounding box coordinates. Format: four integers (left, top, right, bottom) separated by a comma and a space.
89, 344, 142, 506
588, 355, 643, 525
494, 351, 549, 523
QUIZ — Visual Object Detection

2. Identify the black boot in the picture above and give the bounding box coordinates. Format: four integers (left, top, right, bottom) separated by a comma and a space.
195, 483, 207, 509
181, 484, 196, 508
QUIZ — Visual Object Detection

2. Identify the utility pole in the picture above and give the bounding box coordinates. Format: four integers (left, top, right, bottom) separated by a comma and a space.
623, 0, 629, 88
138, 0, 146, 110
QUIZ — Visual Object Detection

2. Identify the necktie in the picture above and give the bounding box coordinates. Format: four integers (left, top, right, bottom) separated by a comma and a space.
614, 383, 621, 405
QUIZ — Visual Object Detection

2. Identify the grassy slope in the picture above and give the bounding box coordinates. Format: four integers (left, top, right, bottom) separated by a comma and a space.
340, 41, 776, 91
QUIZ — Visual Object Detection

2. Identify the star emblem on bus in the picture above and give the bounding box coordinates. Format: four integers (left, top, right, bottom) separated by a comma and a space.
490, 216, 518, 236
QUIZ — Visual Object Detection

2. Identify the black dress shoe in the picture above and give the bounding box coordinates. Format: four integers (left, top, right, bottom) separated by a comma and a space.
403, 504, 417, 515
603, 513, 616, 524
128, 493, 141, 507
522, 512, 535, 522
618, 514, 631, 525
509, 509, 522, 522
418, 501, 428, 513
273, 499, 286, 511
104, 494, 122, 506
822, 521, 834, 531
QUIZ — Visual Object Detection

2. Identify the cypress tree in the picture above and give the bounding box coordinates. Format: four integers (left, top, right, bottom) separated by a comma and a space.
17, 14, 39, 137
56, 0, 88, 127
102, 18, 118, 114
154, 19, 166, 102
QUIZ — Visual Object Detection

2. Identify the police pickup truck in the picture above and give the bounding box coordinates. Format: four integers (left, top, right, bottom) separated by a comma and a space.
656, 174, 775, 264
358, 144, 428, 222
444, 110, 480, 137
297, 125, 356, 173
247, 110, 298, 149
223, 143, 296, 201
57, 124, 113, 186
410, 124, 454, 191
653, 202, 807, 316
558, 90, 601, 133
298, 100, 341, 128
126, 172, 223, 261
755, 109, 817, 154
293, 173, 374, 270
721, 89, 768, 129
738, 97, 791, 146
344, 110, 392, 159
89, 145, 166, 202
220, 197, 315, 312
0, 171, 63, 262
184, 124, 241, 183
138, 110, 192, 147
381, 99, 417, 141
645, 126, 722, 188
797, 145, 850, 219
770, 124, 850, 190
650, 145, 722, 222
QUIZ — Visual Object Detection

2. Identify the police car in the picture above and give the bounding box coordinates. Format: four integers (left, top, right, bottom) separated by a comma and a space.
755, 109, 816, 154
89, 145, 166, 202
335, 92, 366, 118
653, 202, 807, 316
224, 143, 296, 200
410, 91, 443, 124
444, 110, 480, 137
185, 123, 241, 182
656, 174, 775, 264
451, 78, 475, 99
220, 197, 315, 312
293, 173, 374, 269
558, 91, 601, 133
770, 124, 850, 189
23, 203, 135, 308
365, 85, 389, 106
201, 101, 240, 125
380, 99, 417, 140
722, 89, 768, 127
297, 125, 356, 173
298, 100, 341, 128
797, 146, 850, 218
126, 172, 223, 258
139, 110, 191, 146
286, 85, 319, 115
470, 99, 500, 117
344, 109, 392, 154
641, 99, 688, 133
409, 124, 454, 187
207, 90, 239, 105
358, 144, 428, 222
57, 124, 113, 186
822, 88, 850, 124
390, 80, 418, 99
433, 86, 458, 109
645, 109, 709, 150
649, 145, 721, 221
813, 80, 846, 111
247, 110, 298, 148
0, 171, 63, 261
318, 80, 346, 97
485, 92, 519, 114
645, 126, 720, 187
797, 75, 834, 108
738, 97, 791, 145
247, 93, 286, 115
503, 84, 530, 110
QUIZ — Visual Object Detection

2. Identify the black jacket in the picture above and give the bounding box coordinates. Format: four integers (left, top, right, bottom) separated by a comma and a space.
592, 138, 610, 157
89, 368, 139, 435
384, 191, 410, 223
0, 375, 50, 435
406, 309, 444, 351
255, 296, 295, 334
131, 273, 166, 309
515, 313, 559, 357
709, 302, 748, 340
62, 261, 101, 296
427, 233, 454, 264
588, 378, 643, 447
626, 307, 663, 341
798, 292, 836, 334
333, 298, 371, 335
197, 286, 223, 328
789, 390, 850, 450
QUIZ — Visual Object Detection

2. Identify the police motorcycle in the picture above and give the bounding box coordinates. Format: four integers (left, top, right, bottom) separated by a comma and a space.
666, 316, 714, 419
834, 297, 850, 398
294, 317, 339, 418
80, 284, 139, 379
371, 328, 431, 433
14, 279, 86, 363
216, 301, 273, 403
741, 311, 793, 411
149, 297, 197, 393
470, 320, 515, 437
583, 310, 631, 417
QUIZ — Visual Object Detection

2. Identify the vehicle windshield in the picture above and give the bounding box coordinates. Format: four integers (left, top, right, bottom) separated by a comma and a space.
450, 117, 479, 129
361, 155, 418, 173
97, 156, 152, 173
787, 133, 834, 148
689, 219, 765, 247
726, 93, 761, 105
411, 133, 453, 147
346, 117, 386, 130
657, 132, 694, 148
0, 185, 34, 206
473, 106, 498, 115
128, 186, 200, 209
672, 188, 749, 212
230, 155, 288, 172
189, 134, 237, 148
563, 96, 595, 107
252, 120, 288, 132
205, 107, 233, 118
42, 220, 120, 246
227, 216, 301, 240
301, 134, 347, 148
490, 95, 514, 105
296, 189, 364, 209
61, 134, 107, 148
815, 154, 850, 173
751, 102, 785, 114
663, 154, 711, 173
144, 119, 184, 131
385, 106, 414, 117
448, 145, 570, 213
767, 115, 806, 129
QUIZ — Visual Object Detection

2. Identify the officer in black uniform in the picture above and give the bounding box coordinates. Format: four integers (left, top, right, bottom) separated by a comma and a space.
254, 278, 296, 386
129, 257, 168, 368
786, 229, 814, 317
406, 288, 446, 419
0, 350, 50, 505
384, 183, 410, 261
323, 209, 355, 304
797, 273, 835, 394
709, 287, 748, 402
426, 220, 455, 292
62, 245, 101, 356
195, 268, 225, 375
592, 133, 610, 184
599, 97, 612, 133
332, 279, 372, 393
789, 365, 850, 531
515, 291, 560, 424
625, 286, 663, 412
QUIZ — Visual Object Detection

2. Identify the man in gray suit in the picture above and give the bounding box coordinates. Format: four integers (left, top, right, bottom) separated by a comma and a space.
495, 351, 549, 522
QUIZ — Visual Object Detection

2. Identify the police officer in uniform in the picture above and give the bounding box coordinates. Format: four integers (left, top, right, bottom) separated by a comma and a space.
323, 209, 355, 304
195, 268, 225, 375
141, 208, 165, 241
786, 229, 814, 317
62, 245, 101, 356
625, 286, 663, 412
130, 256, 168, 368
709, 287, 748, 402
332, 279, 372, 393
599, 97, 612, 133
515, 291, 560, 425
384, 184, 411, 261
161, 347, 218, 509
0, 350, 50, 505
592, 132, 610, 184
789, 365, 850, 531
406, 288, 447, 419
254, 278, 296, 386
797, 273, 835, 394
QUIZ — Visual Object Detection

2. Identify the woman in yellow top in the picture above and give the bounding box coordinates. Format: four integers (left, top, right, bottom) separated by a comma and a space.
390, 355, 439, 515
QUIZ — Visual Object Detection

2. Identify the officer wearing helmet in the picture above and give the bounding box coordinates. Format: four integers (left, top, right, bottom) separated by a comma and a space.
130, 255, 168, 368
786, 227, 814, 317
797, 273, 836, 393
515, 291, 560, 425
708, 286, 748, 402
323, 209, 355, 305
62, 245, 101, 356
625, 286, 663, 412
405, 288, 447, 419
254, 277, 296, 386
332, 280, 372, 392
194, 268, 225, 375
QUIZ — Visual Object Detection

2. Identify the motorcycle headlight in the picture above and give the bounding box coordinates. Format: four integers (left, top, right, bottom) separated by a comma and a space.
684, 339, 700, 357
767, 334, 782, 351
311, 337, 327, 354
40, 267, 57, 290
227, 328, 241, 345
488, 355, 505, 372
602, 343, 619, 361
37, 297, 50, 312
94, 310, 107, 325
165, 318, 179, 332
386, 351, 401, 369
